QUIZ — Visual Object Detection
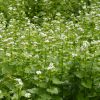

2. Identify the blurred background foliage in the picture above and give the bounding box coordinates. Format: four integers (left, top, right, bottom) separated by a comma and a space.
0, 0, 99, 26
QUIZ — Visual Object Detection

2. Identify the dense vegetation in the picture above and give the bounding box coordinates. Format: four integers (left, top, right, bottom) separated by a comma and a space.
0, 0, 100, 100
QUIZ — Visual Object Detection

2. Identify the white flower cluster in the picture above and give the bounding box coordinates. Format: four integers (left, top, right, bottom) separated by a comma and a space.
81, 41, 90, 51
3, 38, 13, 42
56, 12, 61, 16
91, 40, 100, 45
8, 7, 14, 10
6, 53, 11, 57
40, 32, 47, 37
24, 92, 31, 98
47, 62, 55, 70
0, 35, 2, 38
0, 48, 3, 51
60, 34, 66, 40
45, 39, 49, 43
77, 27, 84, 32
0, 90, 2, 94
72, 53, 77, 57
14, 78, 23, 86
36, 70, 42, 75
23, 52, 32, 58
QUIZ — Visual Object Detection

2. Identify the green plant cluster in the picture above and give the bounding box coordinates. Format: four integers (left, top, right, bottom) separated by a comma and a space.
0, 0, 100, 100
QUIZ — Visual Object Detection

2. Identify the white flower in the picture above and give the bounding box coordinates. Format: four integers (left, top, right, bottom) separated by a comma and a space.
21, 42, 28, 45
8, 7, 13, 10
95, 26, 99, 30
26, 28, 29, 31
83, 5, 86, 9
49, 29, 54, 34
91, 40, 100, 45
13, 8, 16, 11
43, 17, 48, 21
72, 53, 77, 57
60, 34, 66, 40
81, 41, 90, 51
34, 54, 39, 59
36, 70, 42, 75
0, 48, 3, 51
14, 78, 23, 86
23, 52, 32, 58
83, 41, 90, 47
0, 90, 2, 94
3, 38, 13, 42
33, 42, 38, 44
56, 27, 60, 31
47, 62, 55, 70
45, 39, 49, 43
33, 16, 38, 19
0, 35, 2, 38
6, 53, 11, 57
96, 14, 100, 17
8, 42, 14, 45
77, 27, 84, 32
8, 32, 13, 34
33, 42, 38, 46
56, 12, 61, 16
25, 93, 31, 98
20, 35, 25, 39
40, 32, 47, 37
8, 24, 13, 27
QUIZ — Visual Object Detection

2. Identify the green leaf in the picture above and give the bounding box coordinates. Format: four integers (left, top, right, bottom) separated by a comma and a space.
21, 90, 26, 96
0, 93, 4, 99
38, 82, 47, 88
52, 78, 63, 85
39, 93, 51, 100
81, 80, 92, 89
27, 88, 39, 94
47, 87, 59, 94
77, 93, 89, 100
74, 72, 83, 79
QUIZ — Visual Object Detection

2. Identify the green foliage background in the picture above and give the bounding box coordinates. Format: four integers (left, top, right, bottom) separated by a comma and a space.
0, 0, 99, 25
0, 0, 100, 100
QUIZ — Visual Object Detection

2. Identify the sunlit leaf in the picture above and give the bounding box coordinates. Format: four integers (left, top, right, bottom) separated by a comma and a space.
47, 87, 59, 94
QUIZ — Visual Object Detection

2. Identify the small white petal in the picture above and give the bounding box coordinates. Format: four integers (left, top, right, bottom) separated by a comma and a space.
36, 71, 42, 75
